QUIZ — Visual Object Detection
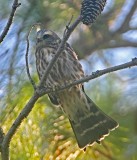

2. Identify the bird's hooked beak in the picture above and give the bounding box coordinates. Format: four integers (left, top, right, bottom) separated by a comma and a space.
37, 38, 42, 43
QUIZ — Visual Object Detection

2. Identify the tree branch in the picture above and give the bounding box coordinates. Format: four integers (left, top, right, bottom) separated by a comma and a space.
25, 26, 37, 90
37, 57, 137, 96
116, 0, 137, 33
0, 0, 21, 43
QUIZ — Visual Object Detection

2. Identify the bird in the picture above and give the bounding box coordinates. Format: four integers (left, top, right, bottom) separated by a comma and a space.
35, 29, 119, 149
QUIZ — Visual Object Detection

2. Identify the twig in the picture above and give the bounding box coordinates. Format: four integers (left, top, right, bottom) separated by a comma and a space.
116, 0, 137, 33
25, 26, 37, 90
37, 57, 137, 96
0, 0, 21, 43
38, 16, 82, 89
65, 15, 74, 30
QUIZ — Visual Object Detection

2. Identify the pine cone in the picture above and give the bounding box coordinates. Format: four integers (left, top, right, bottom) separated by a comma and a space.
81, 0, 107, 25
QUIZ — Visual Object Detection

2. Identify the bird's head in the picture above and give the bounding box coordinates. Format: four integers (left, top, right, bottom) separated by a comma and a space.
36, 29, 61, 48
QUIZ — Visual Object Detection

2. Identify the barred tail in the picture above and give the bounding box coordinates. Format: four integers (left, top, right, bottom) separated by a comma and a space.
69, 95, 119, 149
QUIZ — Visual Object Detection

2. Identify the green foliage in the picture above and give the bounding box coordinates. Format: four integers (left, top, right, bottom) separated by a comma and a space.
1, 76, 136, 159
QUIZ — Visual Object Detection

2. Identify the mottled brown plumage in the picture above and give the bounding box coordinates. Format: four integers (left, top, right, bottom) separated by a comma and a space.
35, 29, 119, 149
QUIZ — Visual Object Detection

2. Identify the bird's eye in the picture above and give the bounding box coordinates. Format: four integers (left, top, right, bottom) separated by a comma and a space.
43, 34, 51, 39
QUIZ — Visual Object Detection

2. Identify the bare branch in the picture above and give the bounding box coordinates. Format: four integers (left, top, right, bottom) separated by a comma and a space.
25, 26, 37, 90
37, 57, 137, 96
116, 0, 137, 33
0, 0, 21, 43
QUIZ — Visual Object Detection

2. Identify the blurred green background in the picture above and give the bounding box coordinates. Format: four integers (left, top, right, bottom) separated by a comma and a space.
0, 0, 137, 159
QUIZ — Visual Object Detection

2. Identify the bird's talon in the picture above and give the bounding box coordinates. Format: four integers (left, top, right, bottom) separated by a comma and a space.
92, 70, 100, 76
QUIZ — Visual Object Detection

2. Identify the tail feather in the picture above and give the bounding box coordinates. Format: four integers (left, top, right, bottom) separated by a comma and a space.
69, 95, 118, 149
